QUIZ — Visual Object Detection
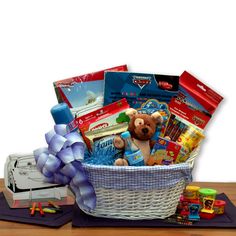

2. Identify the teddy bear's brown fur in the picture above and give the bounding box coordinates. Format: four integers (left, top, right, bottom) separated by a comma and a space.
114, 108, 163, 165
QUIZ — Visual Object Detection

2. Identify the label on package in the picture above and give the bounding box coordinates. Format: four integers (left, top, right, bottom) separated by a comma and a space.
148, 137, 182, 165
53, 65, 128, 117
77, 98, 130, 149
104, 72, 179, 109
169, 71, 223, 129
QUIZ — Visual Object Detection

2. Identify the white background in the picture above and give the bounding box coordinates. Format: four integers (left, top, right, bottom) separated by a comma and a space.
0, 0, 235, 181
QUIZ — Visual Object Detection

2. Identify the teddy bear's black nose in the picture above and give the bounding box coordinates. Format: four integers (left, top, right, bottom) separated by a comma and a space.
142, 128, 149, 134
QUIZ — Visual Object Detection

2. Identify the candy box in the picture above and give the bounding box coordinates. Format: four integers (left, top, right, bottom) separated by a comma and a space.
147, 137, 182, 165
104, 72, 179, 109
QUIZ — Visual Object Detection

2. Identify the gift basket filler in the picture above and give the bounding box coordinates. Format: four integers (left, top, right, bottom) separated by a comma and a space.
31, 65, 223, 220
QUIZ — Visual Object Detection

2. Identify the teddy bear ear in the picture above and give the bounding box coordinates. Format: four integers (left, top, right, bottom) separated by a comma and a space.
151, 111, 163, 125
125, 108, 138, 119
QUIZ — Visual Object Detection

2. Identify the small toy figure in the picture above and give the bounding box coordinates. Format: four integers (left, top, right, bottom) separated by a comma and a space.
188, 204, 200, 221
201, 197, 215, 214
180, 201, 189, 216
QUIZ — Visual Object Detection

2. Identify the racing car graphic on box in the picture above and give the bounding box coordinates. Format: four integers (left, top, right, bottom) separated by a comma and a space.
4, 153, 62, 193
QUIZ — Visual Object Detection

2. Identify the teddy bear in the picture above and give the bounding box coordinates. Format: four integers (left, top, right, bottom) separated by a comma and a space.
113, 108, 163, 166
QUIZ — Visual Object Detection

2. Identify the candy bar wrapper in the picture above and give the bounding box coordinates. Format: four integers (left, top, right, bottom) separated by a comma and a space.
53, 65, 128, 117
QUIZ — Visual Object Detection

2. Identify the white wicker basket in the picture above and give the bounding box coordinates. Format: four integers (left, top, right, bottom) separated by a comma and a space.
81, 150, 197, 220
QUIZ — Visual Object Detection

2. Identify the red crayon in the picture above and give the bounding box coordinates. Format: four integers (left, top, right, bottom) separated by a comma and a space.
30, 202, 36, 216
168, 120, 180, 140
164, 114, 175, 136
172, 123, 188, 142
38, 202, 45, 216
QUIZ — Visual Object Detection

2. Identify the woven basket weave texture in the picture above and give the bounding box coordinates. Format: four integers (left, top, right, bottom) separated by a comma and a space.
81, 155, 195, 220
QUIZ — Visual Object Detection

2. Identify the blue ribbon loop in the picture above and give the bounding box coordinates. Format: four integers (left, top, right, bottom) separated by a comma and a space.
33, 124, 96, 212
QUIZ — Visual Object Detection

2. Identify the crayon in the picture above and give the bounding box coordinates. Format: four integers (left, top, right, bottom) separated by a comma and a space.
165, 119, 176, 137
30, 207, 57, 214
48, 201, 62, 212
168, 120, 180, 140
38, 202, 45, 216
172, 123, 188, 142
30, 202, 36, 216
48, 201, 60, 209
171, 124, 182, 141
164, 114, 175, 136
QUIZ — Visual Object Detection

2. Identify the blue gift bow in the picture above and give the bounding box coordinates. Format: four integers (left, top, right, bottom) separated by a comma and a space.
33, 124, 96, 212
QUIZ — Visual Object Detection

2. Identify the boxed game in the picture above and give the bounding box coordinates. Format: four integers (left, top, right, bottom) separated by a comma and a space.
4, 153, 74, 208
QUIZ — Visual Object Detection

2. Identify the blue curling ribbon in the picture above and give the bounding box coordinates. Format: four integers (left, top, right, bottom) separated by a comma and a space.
33, 124, 96, 212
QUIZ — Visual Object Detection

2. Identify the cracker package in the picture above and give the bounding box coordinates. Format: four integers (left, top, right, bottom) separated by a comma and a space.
76, 98, 130, 150
84, 123, 128, 165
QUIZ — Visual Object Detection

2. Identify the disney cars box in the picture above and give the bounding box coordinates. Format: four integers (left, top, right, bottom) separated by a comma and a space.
4, 153, 74, 208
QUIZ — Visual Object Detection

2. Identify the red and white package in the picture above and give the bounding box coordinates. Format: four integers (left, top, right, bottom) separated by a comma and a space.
169, 71, 223, 129
75, 99, 130, 149
53, 65, 128, 117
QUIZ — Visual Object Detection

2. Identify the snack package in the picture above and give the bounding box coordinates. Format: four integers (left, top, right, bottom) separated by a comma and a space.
84, 123, 128, 165
147, 137, 182, 166
169, 71, 223, 130
175, 125, 205, 163
53, 65, 128, 117
104, 72, 179, 108
177, 126, 204, 152
76, 98, 130, 150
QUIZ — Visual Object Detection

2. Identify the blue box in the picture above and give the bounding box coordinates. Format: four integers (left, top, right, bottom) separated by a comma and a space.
104, 72, 179, 109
